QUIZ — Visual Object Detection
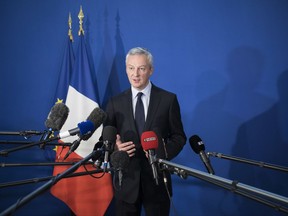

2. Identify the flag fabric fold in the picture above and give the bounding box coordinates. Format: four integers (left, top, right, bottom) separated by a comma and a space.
50, 33, 113, 216
53, 36, 75, 104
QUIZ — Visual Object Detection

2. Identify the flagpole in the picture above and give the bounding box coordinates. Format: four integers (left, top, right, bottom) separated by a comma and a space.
68, 12, 73, 42
78, 6, 84, 36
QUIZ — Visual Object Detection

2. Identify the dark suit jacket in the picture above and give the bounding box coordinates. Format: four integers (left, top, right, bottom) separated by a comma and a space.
105, 84, 186, 204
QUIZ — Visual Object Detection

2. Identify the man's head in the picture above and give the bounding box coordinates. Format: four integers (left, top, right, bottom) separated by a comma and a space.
126, 47, 154, 91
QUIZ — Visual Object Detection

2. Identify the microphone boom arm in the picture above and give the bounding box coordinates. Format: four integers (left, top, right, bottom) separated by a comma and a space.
0, 167, 106, 189
158, 158, 288, 214
0, 149, 110, 216
0, 131, 43, 136
0, 140, 72, 146
207, 152, 288, 173
0, 136, 61, 156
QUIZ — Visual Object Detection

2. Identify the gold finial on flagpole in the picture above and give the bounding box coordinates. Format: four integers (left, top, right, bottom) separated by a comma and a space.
68, 12, 74, 41
78, 6, 85, 36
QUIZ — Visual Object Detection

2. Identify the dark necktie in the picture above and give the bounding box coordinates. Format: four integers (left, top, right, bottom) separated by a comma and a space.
135, 92, 145, 136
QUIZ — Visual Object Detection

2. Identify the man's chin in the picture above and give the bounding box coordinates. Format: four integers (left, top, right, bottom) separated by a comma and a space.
132, 83, 142, 89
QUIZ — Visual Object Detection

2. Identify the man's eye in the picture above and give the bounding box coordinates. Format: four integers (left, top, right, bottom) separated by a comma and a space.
139, 67, 146, 72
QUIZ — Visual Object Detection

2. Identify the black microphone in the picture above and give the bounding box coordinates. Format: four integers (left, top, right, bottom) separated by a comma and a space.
102, 126, 117, 171
63, 137, 82, 160
189, 135, 215, 175
141, 131, 159, 185
40, 103, 69, 148
0, 116, 94, 157
92, 140, 104, 168
110, 150, 130, 188
63, 107, 107, 160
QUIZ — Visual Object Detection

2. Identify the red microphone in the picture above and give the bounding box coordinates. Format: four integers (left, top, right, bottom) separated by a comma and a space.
141, 131, 159, 185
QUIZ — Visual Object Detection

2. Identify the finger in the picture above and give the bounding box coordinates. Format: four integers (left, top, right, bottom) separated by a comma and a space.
121, 145, 135, 152
127, 149, 136, 157
116, 134, 121, 141
120, 142, 134, 149
128, 152, 135, 157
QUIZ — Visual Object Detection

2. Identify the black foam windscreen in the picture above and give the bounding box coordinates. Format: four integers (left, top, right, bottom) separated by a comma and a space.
82, 107, 107, 141
189, 135, 205, 154
103, 126, 117, 143
45, 103, 69, 131
87, 107, 107, 129
110, 150, 130, 170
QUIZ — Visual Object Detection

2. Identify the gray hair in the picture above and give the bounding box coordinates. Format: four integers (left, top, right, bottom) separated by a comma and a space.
126, 47, 153, 68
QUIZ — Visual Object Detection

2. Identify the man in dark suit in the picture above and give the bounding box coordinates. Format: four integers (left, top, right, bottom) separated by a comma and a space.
105, 47, 186, 216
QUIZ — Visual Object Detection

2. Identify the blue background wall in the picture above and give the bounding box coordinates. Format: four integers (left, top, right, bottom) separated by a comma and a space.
1, 0, 288, 215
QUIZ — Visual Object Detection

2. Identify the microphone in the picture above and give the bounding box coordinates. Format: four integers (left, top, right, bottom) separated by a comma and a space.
40, 103, 69, 148
0, 121, 93, 157
141, 131, 159, 185
0, 114, 97, 157
81, 107, 107, 141
110, 150, 130, 188
59, 107, 106, 140
63, 107, 107, 160
102, 126, 117, 171
189, 135, 215, 175
63, 137, 82, 160
91, 140, 104, 168
59, 120, 94, 140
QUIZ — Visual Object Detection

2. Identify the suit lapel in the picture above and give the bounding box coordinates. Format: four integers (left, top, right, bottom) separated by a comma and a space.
145, 85, 160, 131
124, 89, 138, 134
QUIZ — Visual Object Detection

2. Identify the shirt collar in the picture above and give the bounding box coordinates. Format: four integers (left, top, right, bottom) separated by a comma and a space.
131, 81, 152, 99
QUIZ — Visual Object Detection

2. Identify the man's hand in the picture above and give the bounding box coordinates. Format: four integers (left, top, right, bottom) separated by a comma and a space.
115, 134, 136, 157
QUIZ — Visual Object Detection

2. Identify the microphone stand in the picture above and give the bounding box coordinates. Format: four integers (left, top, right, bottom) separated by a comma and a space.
207, 152, 288, 173
0, 140, 72, 146
0, 169, 105, 189
0, 149, 111, 216
0, 131, 43, 136
158, 159, 288, 214
0, 161, 93, 168
0, 136, 65, 156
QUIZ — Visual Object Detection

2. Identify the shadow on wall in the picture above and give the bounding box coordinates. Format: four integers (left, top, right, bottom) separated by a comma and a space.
191, 45, 274, 171
102, 10, 129, 109
96, 8, 130, 110
188, 46, 276, 216
228, 69, 288, 216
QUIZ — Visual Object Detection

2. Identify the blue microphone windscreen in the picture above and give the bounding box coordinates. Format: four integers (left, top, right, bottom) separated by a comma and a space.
78, 120, 95, 136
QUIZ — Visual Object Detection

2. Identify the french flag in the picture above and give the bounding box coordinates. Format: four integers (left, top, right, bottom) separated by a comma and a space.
51, 30, 113, 216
